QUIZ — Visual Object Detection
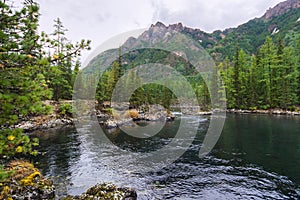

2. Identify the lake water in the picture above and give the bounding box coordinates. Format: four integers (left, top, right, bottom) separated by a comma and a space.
34, 114, 300, 199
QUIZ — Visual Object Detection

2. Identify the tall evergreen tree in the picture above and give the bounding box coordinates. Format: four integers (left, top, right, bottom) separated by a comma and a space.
232, 44, 240, 108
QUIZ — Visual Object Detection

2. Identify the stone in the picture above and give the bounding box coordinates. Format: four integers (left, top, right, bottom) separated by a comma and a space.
60, 183, 137, 200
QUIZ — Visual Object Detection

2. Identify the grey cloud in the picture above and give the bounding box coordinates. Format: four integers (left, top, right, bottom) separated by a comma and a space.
150, 0, 283, 32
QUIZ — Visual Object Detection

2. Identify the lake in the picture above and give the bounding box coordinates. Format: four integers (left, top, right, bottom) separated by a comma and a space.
34, 113, 300, 199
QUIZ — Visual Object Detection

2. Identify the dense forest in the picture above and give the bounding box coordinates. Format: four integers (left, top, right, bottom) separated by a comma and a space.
92, 34, 300, 111
220, 35, 300, 110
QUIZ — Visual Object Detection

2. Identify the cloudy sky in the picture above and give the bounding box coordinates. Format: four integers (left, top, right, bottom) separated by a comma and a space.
36, 0, 283, 62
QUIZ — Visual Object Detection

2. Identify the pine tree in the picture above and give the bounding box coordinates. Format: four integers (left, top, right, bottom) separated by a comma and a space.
281, 47, 298, 109
0, 0, 53, 158
296, 34, 300, 103
247, 55, 259, 109
0, 0, 52, 125
232, 44, 241, 108
257, 36, 276, 109
237, 49, 249, 109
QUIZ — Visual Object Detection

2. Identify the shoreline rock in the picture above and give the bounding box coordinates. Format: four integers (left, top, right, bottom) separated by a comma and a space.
61, 183, 137, 200
227, 109, 300, 115
11, 115, 74, 132
102, 109, 176, 129
8, 107, 300, 132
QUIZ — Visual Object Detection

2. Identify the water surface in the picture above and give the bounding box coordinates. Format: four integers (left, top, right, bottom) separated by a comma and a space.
34, 114, 300, 199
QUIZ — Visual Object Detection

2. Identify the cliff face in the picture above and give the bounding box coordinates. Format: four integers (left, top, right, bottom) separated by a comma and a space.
264, 0, 300, 20
147, 22, 218, 49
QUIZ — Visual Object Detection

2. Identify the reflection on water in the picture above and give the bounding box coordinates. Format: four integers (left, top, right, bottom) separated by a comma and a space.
34, 114, 300, 199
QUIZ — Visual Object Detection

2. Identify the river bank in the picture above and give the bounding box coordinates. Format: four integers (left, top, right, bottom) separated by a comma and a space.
227, 108, 300, 115
10, 101, 300, 132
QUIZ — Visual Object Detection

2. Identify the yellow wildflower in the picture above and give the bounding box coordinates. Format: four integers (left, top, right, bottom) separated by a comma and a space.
7, 135, 15, 141
16, 146, 23, 153
1, 185, 10, 194
20, 171, 41, 186
53, 54, 59, 59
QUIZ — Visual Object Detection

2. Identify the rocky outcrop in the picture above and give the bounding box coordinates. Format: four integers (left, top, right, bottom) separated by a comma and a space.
102, 107, 176, 129
264, 0, 300, 20
61, 183, 137, 200
125, 21, 218, 50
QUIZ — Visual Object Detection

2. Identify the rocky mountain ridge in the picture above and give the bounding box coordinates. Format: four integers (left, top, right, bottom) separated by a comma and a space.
86, 0, 300, 72
264, 0, 300, 20
149, 0, 300, 57
145, 0, 300, 59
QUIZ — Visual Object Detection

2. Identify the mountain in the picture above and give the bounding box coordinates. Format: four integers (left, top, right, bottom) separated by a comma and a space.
86, 0, 300, 72
142, 0, 300, 60
213, 0, 300, 59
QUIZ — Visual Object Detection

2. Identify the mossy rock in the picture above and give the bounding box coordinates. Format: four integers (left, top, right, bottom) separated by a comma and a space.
61, 183, 137, 200
0, 160, 55, 200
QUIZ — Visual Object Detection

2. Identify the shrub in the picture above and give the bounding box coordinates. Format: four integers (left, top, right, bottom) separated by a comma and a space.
0, 165, 14, 183
249, 106, 257, 111
103, 108, 113, 115
128, 110, 139, 119
0, 129, 39, 160
288, 106, 298, 112
58, 103, 73, 117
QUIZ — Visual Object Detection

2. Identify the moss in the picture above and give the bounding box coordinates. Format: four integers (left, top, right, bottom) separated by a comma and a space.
8, 160, 38, 181
61, 183, 136, 200
0, 160, 55, 199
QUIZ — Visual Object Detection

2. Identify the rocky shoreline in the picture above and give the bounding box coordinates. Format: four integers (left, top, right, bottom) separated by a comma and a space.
227, 109, 300, 115
10, 108, 300, 132
12, 115, 74, 132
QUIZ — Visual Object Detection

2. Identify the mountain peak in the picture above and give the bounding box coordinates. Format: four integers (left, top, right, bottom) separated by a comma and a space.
151, 21, 167, 28
151, 22, 185, 31
264, 0, 300, 20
